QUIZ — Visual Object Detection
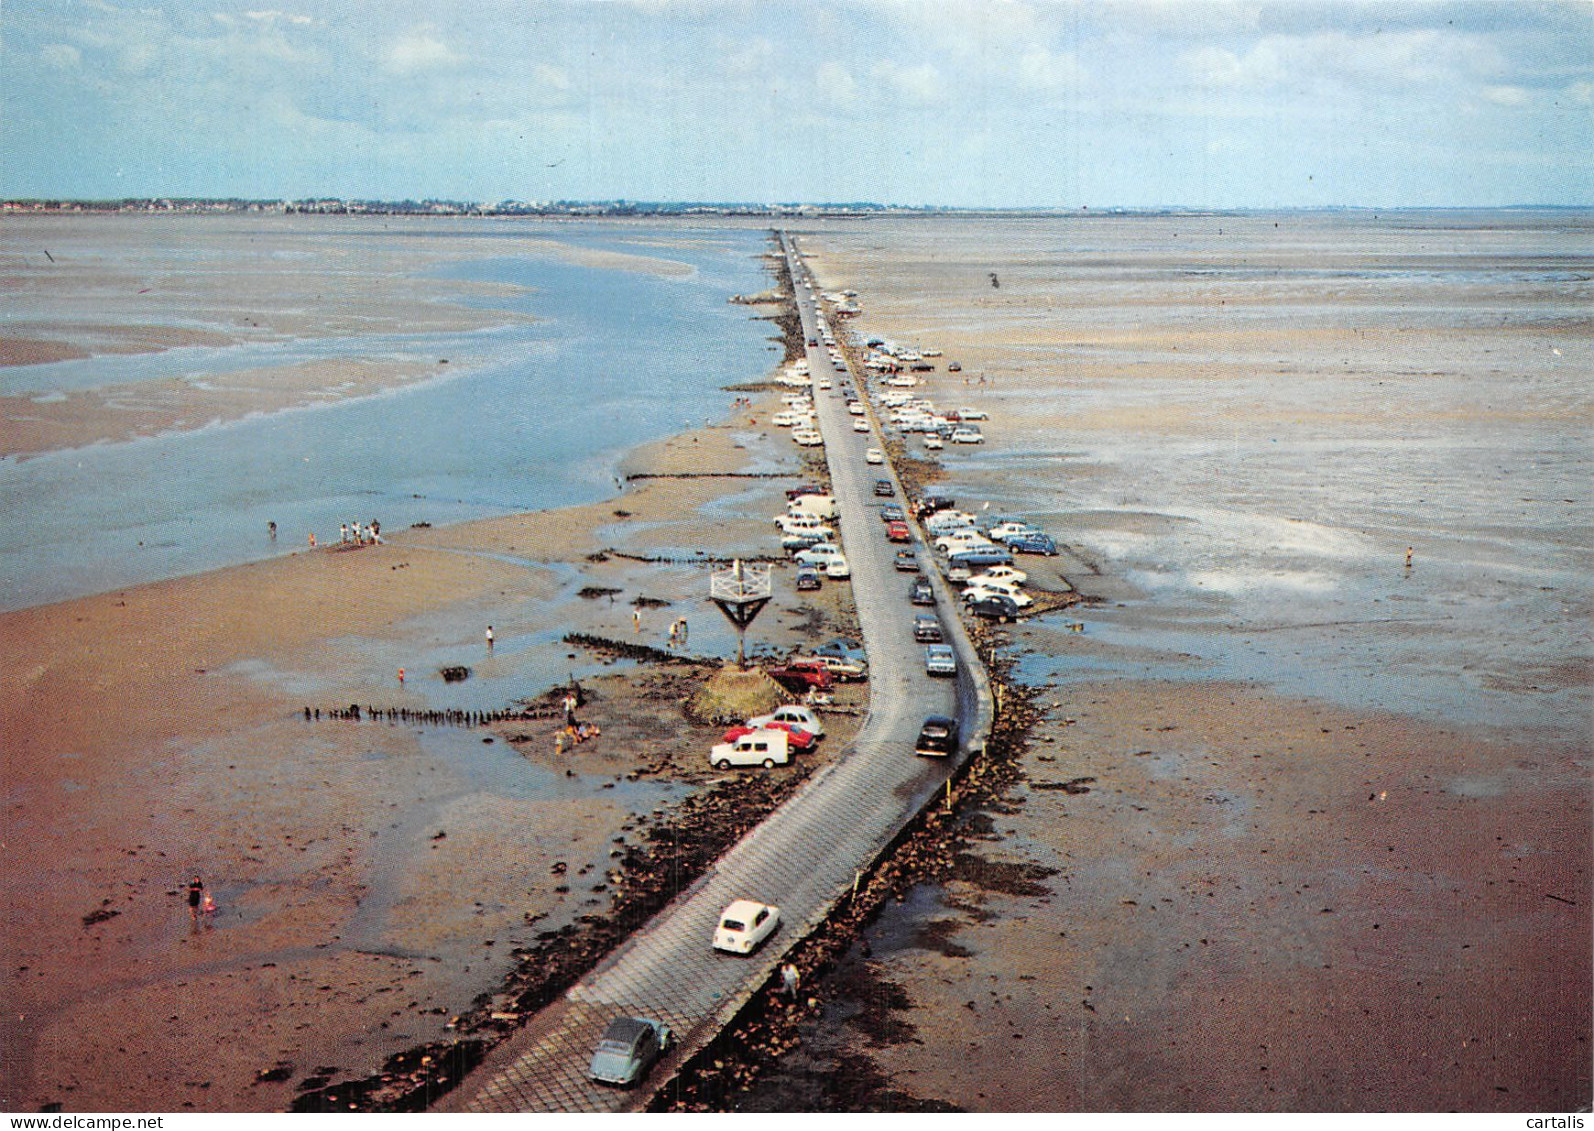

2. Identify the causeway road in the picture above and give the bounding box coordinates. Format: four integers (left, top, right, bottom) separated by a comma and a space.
445, 232, 990, 1113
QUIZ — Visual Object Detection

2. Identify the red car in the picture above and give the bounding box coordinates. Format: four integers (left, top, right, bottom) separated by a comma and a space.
885, 521, 911, 543
721, 722, 817, 751
764, 659, 834, 692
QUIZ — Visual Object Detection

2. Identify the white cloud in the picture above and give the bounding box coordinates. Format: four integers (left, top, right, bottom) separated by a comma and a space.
535, 64, 571, 92
881, 61, 943, 105
40, 43, 82, 69
385, 28, 462, 75
1014, 47, 1082, 90
1482, 84, 1530, 107
245, 10, 312, 25
1566, 80, 1594, 106
816, 60, 857, 107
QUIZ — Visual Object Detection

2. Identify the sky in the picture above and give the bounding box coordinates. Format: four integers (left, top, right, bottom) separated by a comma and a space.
3, 0, 1590, 208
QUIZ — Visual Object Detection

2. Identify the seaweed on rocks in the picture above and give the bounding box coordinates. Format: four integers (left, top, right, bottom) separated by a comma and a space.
654, 624, 1049, 1112
562, 631, 712, 667
300, 766, 811, 1112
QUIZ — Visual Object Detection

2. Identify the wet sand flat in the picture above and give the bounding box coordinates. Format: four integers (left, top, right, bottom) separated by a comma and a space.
772, 211, 1593, 1111
0, 383, 868, 1111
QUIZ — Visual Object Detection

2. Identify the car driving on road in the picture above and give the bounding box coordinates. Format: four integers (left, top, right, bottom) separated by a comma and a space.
714, 900, 781, 954
589, 1016, 673, 1087
925, 644, 957, 677
914, 715, 959, 757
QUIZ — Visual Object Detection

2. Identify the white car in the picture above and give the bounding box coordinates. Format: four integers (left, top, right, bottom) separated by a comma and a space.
771, 410, 810, 428
792, 429, 824, 447
852, 418, 871, 433
847, 401, 866, 416
924, 435, 944, 450
708, 729, 791, 770
773, 514, 831, 537
714, 900, 781, 955
747, 704, 824, 739
951, 427, 984, 444
986, 521, 1040, 541
865, 448, 884, 465
956, 408, 989, 420
794, 543, 844, 567
963, 580, 1033, 608
971, 565, 1028, 586
826, 555, 851, 580
934, 531, 996, 553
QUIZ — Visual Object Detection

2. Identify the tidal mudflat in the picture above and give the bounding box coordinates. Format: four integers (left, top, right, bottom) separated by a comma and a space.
765, 211, 1591, 1111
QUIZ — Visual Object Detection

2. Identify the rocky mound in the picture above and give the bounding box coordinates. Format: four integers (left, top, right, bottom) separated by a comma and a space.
685, 666, 791, 725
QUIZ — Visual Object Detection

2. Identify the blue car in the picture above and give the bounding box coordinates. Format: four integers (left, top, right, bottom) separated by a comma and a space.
1006, 533, 1057, 556
590, 1016, 673, 1087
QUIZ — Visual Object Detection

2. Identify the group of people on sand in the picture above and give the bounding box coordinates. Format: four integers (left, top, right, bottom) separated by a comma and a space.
340, 520, 382, 546
666, 616, 689, 649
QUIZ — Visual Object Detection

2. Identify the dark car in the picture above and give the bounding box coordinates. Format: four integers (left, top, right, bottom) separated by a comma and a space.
1007, 532, 1059, 556
880, 504, 905, 523
909, 576, 935, 605
921, 494, 955, 513
912, 614, 943, 642
786, 483, 825, 501
874, 478, 894, 498
893, 549, 920, 573
782, 531, 826, 553
589, 1016, 673, 1087
914, 715, 959, 758
795, 566, 821, 591
967, 593, 1021, 622
885, 521, 912, 543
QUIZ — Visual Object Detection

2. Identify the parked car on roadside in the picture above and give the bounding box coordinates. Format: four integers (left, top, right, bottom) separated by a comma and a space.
966, 593, 1021, 622
722, 721, 816, 751
801, 654, 867, 682
764, 660, 834, 693
1006, 532, 1058, 556
811, 640, 865, 667
714, 900, 781, 955
795, 565, 821, 591
748, 703, 825, 739
589, 1016, 673, 1087
708, 728, 791, 769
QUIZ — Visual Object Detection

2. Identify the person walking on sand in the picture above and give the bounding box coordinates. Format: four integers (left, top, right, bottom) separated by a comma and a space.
781, 962, 800, 1001
1405, 546, 1414, 571
633, 609, 641, 633
667, 621, 678, 649
268, 520, 277, 541
678, 617, 688, 646
187, 875, 205, 923
485, 625, 495, 649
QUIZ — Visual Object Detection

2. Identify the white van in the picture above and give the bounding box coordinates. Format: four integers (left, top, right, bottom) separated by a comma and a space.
787, 493, 838, 520
708, 729, 791, 770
